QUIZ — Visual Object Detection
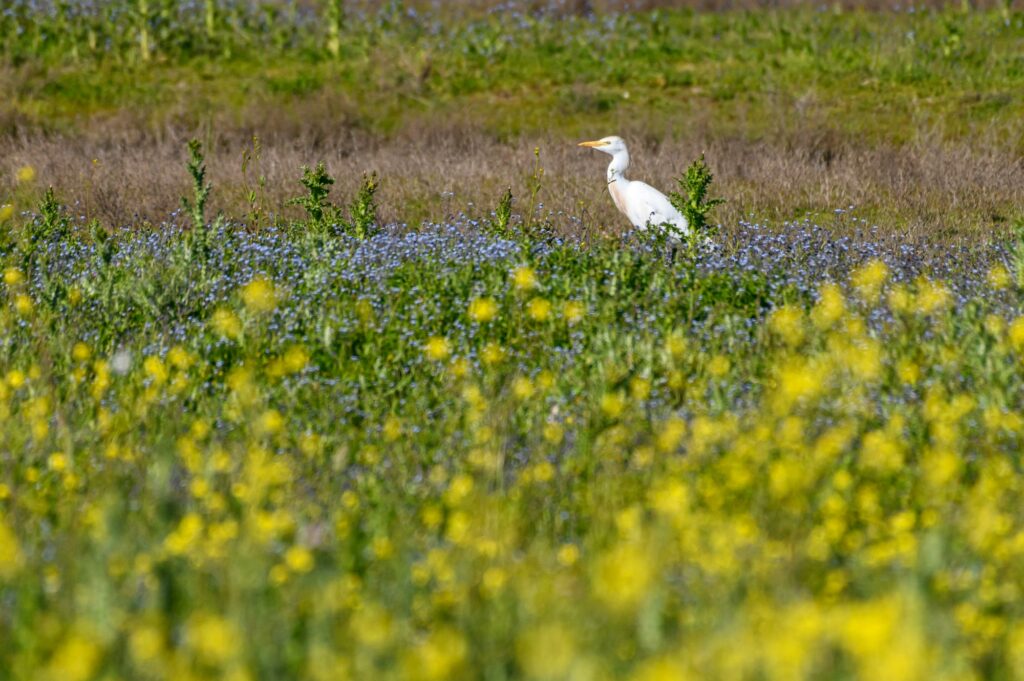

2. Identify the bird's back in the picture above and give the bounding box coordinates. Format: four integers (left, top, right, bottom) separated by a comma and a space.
623, 180, 690, 237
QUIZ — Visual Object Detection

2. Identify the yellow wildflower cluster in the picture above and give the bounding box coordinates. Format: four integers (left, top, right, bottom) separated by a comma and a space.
3, 243, 1024, 681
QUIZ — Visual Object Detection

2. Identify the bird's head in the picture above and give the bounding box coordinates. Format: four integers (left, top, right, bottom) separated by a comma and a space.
578, 136, 627, 156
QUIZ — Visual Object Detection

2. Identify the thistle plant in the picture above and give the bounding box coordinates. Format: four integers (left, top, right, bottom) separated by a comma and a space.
669, 153, 725, 244
348, 172, 380, 240
36, 186, 70, 244
19, 187, 70, 269
182, 139, 212, 231
488, 187, 514, 238
290, 163, 340, 233
290, 165, 379, 240
181, 139, 221, 271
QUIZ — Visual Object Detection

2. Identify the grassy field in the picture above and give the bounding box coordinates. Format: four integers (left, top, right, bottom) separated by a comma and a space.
5, 2, 1024, 680
4, 2, 1024, 233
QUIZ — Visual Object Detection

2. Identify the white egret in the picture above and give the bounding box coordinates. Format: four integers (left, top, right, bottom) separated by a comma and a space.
578, 136, 691, 239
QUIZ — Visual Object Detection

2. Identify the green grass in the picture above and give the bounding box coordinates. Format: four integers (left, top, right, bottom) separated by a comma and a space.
5, 8, 1024, 145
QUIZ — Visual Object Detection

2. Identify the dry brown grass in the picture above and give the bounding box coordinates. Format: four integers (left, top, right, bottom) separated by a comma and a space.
3, 114, 1022, 240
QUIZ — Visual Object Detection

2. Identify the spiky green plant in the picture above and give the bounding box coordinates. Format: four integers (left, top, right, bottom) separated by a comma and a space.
348, 172, 380, 240
182, 139, 212, 231
669, 153, 725, 243
489, 187, 514, 238
289, 163, 339, 233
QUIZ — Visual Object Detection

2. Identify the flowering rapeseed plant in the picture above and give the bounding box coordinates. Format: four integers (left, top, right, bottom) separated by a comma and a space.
2, 217, 1024, 680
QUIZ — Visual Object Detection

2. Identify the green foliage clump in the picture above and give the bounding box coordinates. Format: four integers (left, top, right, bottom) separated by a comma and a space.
182, 139, 212, 231
290, 165, 379, 240
290, 163, 338, 230
348, 172, 380, 241
669, 153, 725, 242
489, 186, 514, 238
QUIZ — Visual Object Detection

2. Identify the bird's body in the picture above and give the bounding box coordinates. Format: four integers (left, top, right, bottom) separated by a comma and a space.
579, 136, 690, 238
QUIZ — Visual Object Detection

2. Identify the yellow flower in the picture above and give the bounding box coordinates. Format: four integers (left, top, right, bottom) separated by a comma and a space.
6, 369, 26, 388
383, 415, 403, 441
283, 345, 309, 373
512, 376, 534, 400
630, 376, 651, 400
774, 358, 825, 409
516, 623, 576, 680
186, 613, 240, 665
481, 342, 504, 366
129, 624, 164, 663
403, 626, 467, 681
988, 264, 1013, 290
424, 336, 451, 362
257, 409, 284, 435
164, 513, 203, 555
707, 354, 730, 377
71, 342, 91, 362
143, 355, 168, 385
0, 204, 13, 221
512, 266, 538, 291
0, 519, 24, 577
664, 330, 688, 359
592, 542, 653, 612
915, 278, 950, 314
984, 313, 1005, 337
629, 656, 692, 681
48, 452, 68, 471
468, 297, 498, 323
212, 308, 242, 339
768, 305, 805, 346
656, 416, 686, 452
14, 293, 33, 315
240, 276, 278, 312
557, 543, 580, 566
859, 429, 903, 472
845, 338, 882, 382
896, 359, 920, 385
285, 545, 314, 573
350, 602, 393, 648
3, 267, 23, 286
811, 283, 846, 329
526, 297, 552, 321
167, 345, 193, 369
1009, 317, 1024, 352
16, 165, 36, 183
46, 630, 102, 681
562, 300, 585, 324
600, 391, 626, 418
543, 421, 563, 445
481, 567, 507, 596
850, 259, 889, 303
887, 284, 912, 314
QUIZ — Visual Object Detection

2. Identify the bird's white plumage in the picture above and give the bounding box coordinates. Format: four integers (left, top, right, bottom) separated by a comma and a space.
578, 136, 690, 239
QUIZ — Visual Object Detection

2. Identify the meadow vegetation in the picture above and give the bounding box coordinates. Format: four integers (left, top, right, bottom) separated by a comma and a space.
3, 1, 1024, 232
3, 2, 1024, 680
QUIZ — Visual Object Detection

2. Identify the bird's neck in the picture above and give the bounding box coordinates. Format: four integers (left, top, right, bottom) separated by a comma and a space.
607, 151, 630, 184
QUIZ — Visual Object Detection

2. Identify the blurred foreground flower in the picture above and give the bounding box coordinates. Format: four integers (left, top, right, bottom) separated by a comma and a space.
424, 336, 451, 362
241, 276, 278, 312
16, 165, 36, 183
468, 297, 498, 323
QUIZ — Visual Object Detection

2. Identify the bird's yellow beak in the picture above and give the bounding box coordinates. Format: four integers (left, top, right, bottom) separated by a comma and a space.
578, 140, 607, 148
